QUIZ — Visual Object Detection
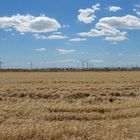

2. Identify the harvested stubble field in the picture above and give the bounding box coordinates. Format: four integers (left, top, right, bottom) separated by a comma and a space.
0, 71, 140, 140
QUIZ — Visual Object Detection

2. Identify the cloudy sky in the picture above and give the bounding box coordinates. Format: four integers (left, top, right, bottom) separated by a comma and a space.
0, 0, 140, 68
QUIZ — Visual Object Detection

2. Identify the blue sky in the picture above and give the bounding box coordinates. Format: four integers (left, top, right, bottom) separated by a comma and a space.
0, 0, 140, 68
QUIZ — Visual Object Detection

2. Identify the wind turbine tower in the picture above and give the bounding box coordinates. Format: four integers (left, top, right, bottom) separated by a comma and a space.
0, 60, 2, 69
80, 60, 87, 69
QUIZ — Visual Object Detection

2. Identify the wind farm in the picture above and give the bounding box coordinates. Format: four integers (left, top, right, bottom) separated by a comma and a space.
0, 0, 140, 139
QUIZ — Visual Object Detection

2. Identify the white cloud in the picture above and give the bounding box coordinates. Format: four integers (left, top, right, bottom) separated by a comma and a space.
0, 14, 61, 33
69, 38, 87, 42
57, 49, 76, 54
89, 59, 104, 63
62, 25, 70, 28
134, 3, 140, 8
105, 36, 127, 42
4, 28, 12, 32
108, 6, 122, 12
33, 34, 47, 40
20, 32, 25, 35
96, 15, 140, 29
56, 59, 79, 63
52, 32, 62, 35
78, 3, 100, 24
78, 28, 126, 37
11, 33, 15, 36
78, 15, 140, 43
133, 8, 140, 16
35, 48, 46, 52
78, 28, 127, 44
33, 33, 68, 40
47, 35, 68, 40
46, 59, 79, 64
133, 3, 140, 16
136, 11, 140, 16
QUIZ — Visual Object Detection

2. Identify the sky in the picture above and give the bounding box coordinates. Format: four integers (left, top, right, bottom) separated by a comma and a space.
0, 0, 140, 68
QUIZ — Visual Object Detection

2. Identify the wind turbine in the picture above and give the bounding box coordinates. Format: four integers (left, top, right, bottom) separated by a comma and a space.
0, 58, 3, 69
80, 59, 87, 69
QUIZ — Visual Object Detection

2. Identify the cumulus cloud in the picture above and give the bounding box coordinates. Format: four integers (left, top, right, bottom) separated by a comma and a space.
108, 6, 122, 12
35, 48, 46, 52
78, 28, 127, 43
33, 34, 47, 40
47, 35, 68, 40
0, 14, 61, 33
133, 3, 140, 16
69, 38, 87, 42
57, 49, 76, 54
78, 3, 100, 24
105, 36, 127, 42
33, 34, 68, 40
78, 28, 126, 37
78, 15, 140, 43
133, 9, 140, 16
62, 25, 70, 28
96, 15, 140, 29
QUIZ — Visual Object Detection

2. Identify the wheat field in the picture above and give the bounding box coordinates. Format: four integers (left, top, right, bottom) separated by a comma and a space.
0, 71, 140, 140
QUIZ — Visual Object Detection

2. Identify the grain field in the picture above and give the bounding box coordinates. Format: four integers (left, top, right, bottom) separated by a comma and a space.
0, 71, 140, 140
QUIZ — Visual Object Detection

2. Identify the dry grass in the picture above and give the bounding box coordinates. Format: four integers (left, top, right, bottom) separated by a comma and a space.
0, 71, 140, 140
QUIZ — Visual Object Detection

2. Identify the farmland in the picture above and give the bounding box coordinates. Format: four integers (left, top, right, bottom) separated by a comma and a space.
0, 71, 140, 140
